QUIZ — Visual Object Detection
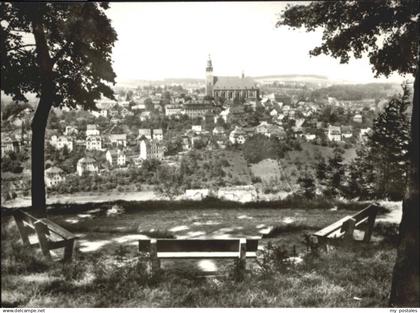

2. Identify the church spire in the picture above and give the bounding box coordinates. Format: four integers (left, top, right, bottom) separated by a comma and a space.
206, 54, 213, 72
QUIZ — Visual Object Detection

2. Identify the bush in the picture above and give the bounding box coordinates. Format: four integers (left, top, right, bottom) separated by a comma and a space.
256, 242, 291, 274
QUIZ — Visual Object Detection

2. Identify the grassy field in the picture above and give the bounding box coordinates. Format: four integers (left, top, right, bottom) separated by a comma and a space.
1, 200, 398, 307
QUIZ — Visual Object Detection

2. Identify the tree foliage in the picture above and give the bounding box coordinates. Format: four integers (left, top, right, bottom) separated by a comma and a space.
1, 2, 117, 108
277, 1, 418, 77
278, 1, 419, 306
350, 86, 410, 200
1, 2, 117, 215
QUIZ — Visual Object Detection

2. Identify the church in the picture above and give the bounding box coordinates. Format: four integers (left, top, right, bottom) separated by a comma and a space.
205, 56, 259, 101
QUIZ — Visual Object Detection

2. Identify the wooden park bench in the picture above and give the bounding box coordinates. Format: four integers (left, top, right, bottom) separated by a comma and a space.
138, 238, 259, 273
13, 209, 78, 262
313, 204, 380, 248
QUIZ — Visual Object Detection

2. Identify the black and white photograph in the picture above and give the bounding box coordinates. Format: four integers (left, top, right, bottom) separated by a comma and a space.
1, 1, 419, 309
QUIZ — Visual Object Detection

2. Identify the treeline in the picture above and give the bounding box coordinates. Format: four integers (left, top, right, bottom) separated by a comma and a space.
297, 86, 410, 201
311, 83, 399, 101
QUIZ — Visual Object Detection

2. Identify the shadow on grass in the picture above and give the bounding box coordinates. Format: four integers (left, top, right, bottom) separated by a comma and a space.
1, 197, 377, 218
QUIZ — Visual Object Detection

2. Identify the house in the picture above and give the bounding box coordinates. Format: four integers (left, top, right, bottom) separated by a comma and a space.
120, 107, 133, 118
139, 138, 165, 160
153, 129, 163, 141
86, 135, 102, 151
212, 126, 225, 136
106, 149, 126, 167
229, 126, 247, 144
64, 125, 78, 136
255, 122, 271, 137
270, 109, 278, 117
341, 126, 353, 139
131, 103, 146, 111
327, 125, 342, 142
45, 166, 65, 188
191, 125, 202, 133
96, 99, 117, 110
267, 125, 286, 139
360, 128, 372, 141
165, 104, 183, 116
181, 136, 192, 151
1, 136, 20, 156
353, 113, 363, 123
139, 111, 151, 121
86, 124, 100, 136
304, 133, 316, 141
183, 103, 213, 119
50, 135, 74, 152
108, 134, 127, 147
91, 109, 108, 118
216, 108, 230, 123
138, 129, 152, 140
77, 157, 98, 176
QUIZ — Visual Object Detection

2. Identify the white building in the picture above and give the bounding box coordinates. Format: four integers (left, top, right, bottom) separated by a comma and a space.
139, 138, 165, 160
91, 109, 108, 118
327, 125, 342, 142
165, 104, 183, 116
86, 124, 100, 136
77, 157, 98, 176
64, 126, 78, 136
191, 125, 202, 133
229, 126, 247, 144
86, 135, 102, 151
353, 113, 363, 123
360, 127, 372, 141
109, 134, 127, 147
45, 166, 65, 188
50, 135, 73, 152
341, 126, 353, 139
138, 129, 152, 140
153, 129, 163, 141
304, 133, 316, 141
106, 149, 126, 167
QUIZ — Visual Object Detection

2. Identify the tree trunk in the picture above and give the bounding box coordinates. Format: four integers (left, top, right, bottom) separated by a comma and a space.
29, 8, 54, 217
31, 93, 52, 217
389, 61, 419, 306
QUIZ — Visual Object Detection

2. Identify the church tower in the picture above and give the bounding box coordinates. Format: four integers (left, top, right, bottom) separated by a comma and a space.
205, 54, 214, 97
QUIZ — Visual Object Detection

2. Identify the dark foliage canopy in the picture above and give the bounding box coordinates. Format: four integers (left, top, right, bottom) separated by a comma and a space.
1, 2, 117, 109
277, 0, 419, 77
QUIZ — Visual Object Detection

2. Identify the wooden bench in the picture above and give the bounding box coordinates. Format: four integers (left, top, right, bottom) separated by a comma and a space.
13, 209, 78, 262
139, 238, 259, 273
313, 204, 380, 246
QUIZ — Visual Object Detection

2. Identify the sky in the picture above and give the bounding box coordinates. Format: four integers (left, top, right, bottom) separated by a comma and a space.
107, 2, 403, 83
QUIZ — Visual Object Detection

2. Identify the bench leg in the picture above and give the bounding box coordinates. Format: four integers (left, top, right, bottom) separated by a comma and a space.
342, 218, 356, 242
363, 208, 378, 242
63, 239, 75, 263
13, 215, 31, 246
238, 239, 247, 273
150, 239, 160, 273
33, 222, 52, 261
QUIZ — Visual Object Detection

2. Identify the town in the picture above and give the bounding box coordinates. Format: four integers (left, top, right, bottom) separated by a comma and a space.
1, 56, 399, 203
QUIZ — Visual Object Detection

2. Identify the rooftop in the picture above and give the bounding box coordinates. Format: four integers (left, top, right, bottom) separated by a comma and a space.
213, 76, 258, 90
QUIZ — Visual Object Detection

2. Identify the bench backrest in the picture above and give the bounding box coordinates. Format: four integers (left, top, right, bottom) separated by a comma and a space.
314, 204, 380, 239
351, 204, 379, 223
13, 209, 76, 240
139, 238, 259, 253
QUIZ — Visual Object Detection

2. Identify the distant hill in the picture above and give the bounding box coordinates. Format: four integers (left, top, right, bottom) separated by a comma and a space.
252, 74, 329, 81
116, 78, 205, 88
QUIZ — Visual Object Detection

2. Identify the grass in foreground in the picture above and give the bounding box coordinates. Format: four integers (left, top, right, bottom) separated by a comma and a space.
1, 216, 397, 308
